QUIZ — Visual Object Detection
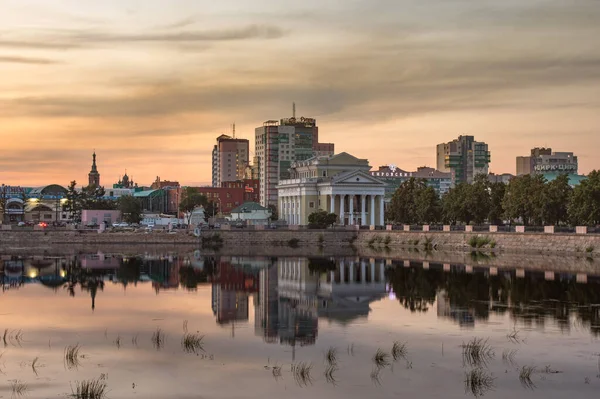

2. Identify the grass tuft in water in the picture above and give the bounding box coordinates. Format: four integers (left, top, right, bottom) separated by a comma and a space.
502, 349, 517, 366
391, 341, 408, 362
373, 348, 391, 369
324, 364, 338, 385
64, 344, 83, 370
181, 332, 205, 354
291, 362, 313, 387
462, 338, 495, 368
519, 365, 536, 389
114, 335, 121, 349
151, 328, 166, 350
70, 377, 108, 399
464, 368, 494, 397
272, 364, 282, 381
183, 320, 188, 334
325, 346, 338, 366
370, 367, 382, 385
347, 343, 355, 356
2, 329, 7, 346
32, 356, 40, 376
506, 329, 521, 344
11, 380, 29, 397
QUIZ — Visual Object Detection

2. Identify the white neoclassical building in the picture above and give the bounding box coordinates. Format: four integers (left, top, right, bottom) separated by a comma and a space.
276, 152, 387, 226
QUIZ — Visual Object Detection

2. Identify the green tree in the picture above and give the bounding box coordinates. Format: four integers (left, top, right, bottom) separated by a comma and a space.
488, 182, 506, 225
308, 209, 338, 228
179, 187, 208, 225
387, 178, 438, 224
442, 182, 472, 224
0, 184, 8, 223
502, 174, 546, 225
468, 174, 491, 224
118, 195, 143, 224
267, 204, 279, 221
79, 184, 116, 211
543, 174, 572, 225
568, 170, 600, 226
204, 202, 218, 222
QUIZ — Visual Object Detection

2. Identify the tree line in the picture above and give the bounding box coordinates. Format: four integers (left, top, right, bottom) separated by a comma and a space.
386, 171, 600, 226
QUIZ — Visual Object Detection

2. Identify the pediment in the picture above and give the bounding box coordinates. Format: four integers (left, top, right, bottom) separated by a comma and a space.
332, 170, 387, 186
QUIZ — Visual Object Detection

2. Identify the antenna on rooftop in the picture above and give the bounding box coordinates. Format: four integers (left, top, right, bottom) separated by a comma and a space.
233, 122, 236, 139
293, 102, 296, 118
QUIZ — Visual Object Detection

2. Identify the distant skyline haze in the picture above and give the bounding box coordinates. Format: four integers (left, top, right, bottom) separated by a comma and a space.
1, 0, 599, 186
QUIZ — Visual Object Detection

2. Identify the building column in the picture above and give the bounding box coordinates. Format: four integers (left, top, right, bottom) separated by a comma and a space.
370, 260, 375, 283
340, 195, 346, 225
348, 195, 354, 225
330, 194, 335, 214
379, 195, 385, 226
361, 261, 366, 283
361, 195, 366, 226
349, 260, 354, 283
380, 262, 385, 283
340, 260, 345, 283
370, 195, 375, 226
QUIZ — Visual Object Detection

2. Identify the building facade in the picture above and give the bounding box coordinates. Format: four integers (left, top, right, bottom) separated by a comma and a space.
370, 165, 451, 200
516, 147, 578, 176
255, 116, 334, 208
192, 179, 260, 215
211, 134, 250, 187
277, 152, 387, 226
436, 136, 490, 186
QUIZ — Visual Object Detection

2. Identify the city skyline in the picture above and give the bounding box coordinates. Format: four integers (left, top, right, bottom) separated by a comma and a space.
1, 0, 599, 186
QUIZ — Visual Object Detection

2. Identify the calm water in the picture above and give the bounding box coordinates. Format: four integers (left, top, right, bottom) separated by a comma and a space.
1, 252, 599, 398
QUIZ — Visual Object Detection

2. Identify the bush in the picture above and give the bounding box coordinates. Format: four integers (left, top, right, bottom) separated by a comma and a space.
317, 234, 324, 245
586, 245, 594, 253
288, 238, 300, 248
384, 235, 392, 245
468, 235, 492, 248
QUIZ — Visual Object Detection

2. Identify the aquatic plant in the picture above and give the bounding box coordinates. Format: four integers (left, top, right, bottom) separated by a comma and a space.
347, 343, 355, 356
464, 368, 494, 397
131, 334, 138, 346
114, 335, 121, 349
291, 362, 313, 387
324, 364, 338, 385
11, 380, 28, 397
64, 344, 83, 370
71, 377, 108, 399
462, 338, 495, 368
183, 320, 188, 334
181, 332, 205, 354
151, 328, 166, 350
506, 329, 521, 344
272, 364, 282, 381
391, 341, 408, 362
32, 356, 40, 376
370, 367, 382, 385
2, 329, 7, 346
519, 365, 536, 389
501, 349, 517, 366
325, 346, 338, 366
541, 365, 562, 374
373, 348, 391, 369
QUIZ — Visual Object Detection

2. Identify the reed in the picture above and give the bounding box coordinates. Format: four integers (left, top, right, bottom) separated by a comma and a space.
325, 346, 338, 366
291, 362, 313, 387
324, 364, 338, 385
272, 365, 282, 381
71, 378, 108, 399
519, 365, 536, 389
391, 341, 408, 362
370, 367, 382, 386
11, 380, 28, 397
462, 338, 495, 367
32, 356, 40, 376
373, 348, 391, 369
64, 344, 83, 370
181, 332, 205, 354
151, 328, 166, 350
464, 368, 494, 397
501, 349, 517, 366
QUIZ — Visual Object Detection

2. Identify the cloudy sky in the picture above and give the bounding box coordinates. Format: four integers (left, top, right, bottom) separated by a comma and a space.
1, 0, 599, 187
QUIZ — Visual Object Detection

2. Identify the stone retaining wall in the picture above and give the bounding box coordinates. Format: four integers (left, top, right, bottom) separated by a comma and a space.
1, 229, 598, 256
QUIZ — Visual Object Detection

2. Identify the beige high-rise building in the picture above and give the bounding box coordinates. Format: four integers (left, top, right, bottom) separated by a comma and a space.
212, 135, 249, 187
436, 135, 490, 186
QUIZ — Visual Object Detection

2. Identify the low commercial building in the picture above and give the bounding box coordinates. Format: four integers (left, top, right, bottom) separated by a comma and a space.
81, 210, 121, 226
193, 179, 260, 215
133, 189, 168, 213
277, 152, 387, 226
516, 148, 578, 176
370, 165, 451, 200
229, 202, 272, 225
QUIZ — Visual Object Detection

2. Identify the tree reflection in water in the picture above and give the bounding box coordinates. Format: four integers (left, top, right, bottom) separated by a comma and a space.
386, 262, 600, 336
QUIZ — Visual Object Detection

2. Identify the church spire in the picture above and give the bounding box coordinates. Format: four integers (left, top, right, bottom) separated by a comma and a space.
88, 151, 100, 187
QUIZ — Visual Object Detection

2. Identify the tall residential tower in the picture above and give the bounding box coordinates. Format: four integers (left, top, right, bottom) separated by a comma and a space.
436, 135, 490, 186
255, 116, 334, 208
211, 134, 249, 187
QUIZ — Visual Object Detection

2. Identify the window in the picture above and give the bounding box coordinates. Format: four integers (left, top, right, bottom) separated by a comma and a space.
227, 203, 232, 208
309, 202, 315, 208
318, 199, 321, 206
44, 214, 52, 219
227, 193, 231, 198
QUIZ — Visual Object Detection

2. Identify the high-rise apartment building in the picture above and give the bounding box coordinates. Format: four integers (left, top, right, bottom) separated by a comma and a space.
516, 147, 577, 176
255, 116, 334, 208
211, 134, 249, 187
436, 135, 490, 186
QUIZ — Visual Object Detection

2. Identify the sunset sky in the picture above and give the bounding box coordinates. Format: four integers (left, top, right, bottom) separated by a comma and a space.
1, 0, 599, 187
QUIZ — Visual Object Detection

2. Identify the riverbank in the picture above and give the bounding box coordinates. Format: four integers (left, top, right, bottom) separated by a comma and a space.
1, 229, 599, 256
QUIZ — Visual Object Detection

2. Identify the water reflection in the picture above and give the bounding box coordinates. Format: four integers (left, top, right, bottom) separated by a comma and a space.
2, 253, 600, 340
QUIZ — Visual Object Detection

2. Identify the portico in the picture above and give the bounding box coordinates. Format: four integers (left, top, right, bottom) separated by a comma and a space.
277, 152, 387, 226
